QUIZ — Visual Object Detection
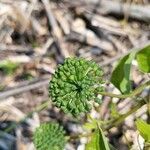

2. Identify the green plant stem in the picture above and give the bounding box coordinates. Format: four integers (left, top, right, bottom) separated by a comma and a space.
147, 88, 150, 123
77, 99, 147, 139
3, 81, 149, 138
70, 100, 146, 140
4, 100, 50, 133
67, 100, 147, 141
103, 100, 146, 130
68, 132, 93, 141
99, 80, 150, 99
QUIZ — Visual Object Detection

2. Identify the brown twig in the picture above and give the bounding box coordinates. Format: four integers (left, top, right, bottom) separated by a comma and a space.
41, 0, 68, 63
0, 77, 50, 100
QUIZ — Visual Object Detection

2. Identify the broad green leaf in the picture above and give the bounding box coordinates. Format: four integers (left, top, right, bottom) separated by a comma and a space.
86, 125, 110, 150
136, 45, 150, 73
136, 119, 150, 142
110, 51, 136, 94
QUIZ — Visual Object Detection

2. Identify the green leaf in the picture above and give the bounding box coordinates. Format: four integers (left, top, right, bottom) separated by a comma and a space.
0, 60, 18, 75
136, 45, 150, 73
83, 122, 97, 131
83, 115, 99, 131
110, 102, 120, 118
136, 119, 150, 142
110, 51, 136, 94
86, 125, 110, 150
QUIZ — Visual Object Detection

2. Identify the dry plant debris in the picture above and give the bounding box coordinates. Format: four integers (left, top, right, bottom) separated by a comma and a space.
0, 0, 150, 150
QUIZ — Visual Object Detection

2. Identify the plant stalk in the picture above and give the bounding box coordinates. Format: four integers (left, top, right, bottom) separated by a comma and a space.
103, 99, 146, 130
99, 80, 150, 99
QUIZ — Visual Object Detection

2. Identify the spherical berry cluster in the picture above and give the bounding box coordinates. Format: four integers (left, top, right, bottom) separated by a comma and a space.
33, 123, 66, 150
49, 58, 104, 116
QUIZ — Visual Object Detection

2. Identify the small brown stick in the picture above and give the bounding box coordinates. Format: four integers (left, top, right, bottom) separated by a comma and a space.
41, 0, 69, 62
61, 0, 150, 22
0, 77, 50, 100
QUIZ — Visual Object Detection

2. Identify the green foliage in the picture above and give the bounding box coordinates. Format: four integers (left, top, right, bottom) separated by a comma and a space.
0, 60, 18, 75
32, 54, 149, 150
33, 123, 66, 150
49, 57, 104, 116
83, 122, 97, 131
110, 44, 150, 94
110, 51, 136, 94
0, 85, 5, 91
21, 72, 33, 80
86, 124, 110, 150
136, 119, 150, 142
110, 102, 120, 118
83, 115, 100, 131
136, 45, 150, 73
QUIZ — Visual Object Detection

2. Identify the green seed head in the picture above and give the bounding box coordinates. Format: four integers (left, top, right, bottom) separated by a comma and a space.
33, 123, 66, 150
49, 57, 104, 116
